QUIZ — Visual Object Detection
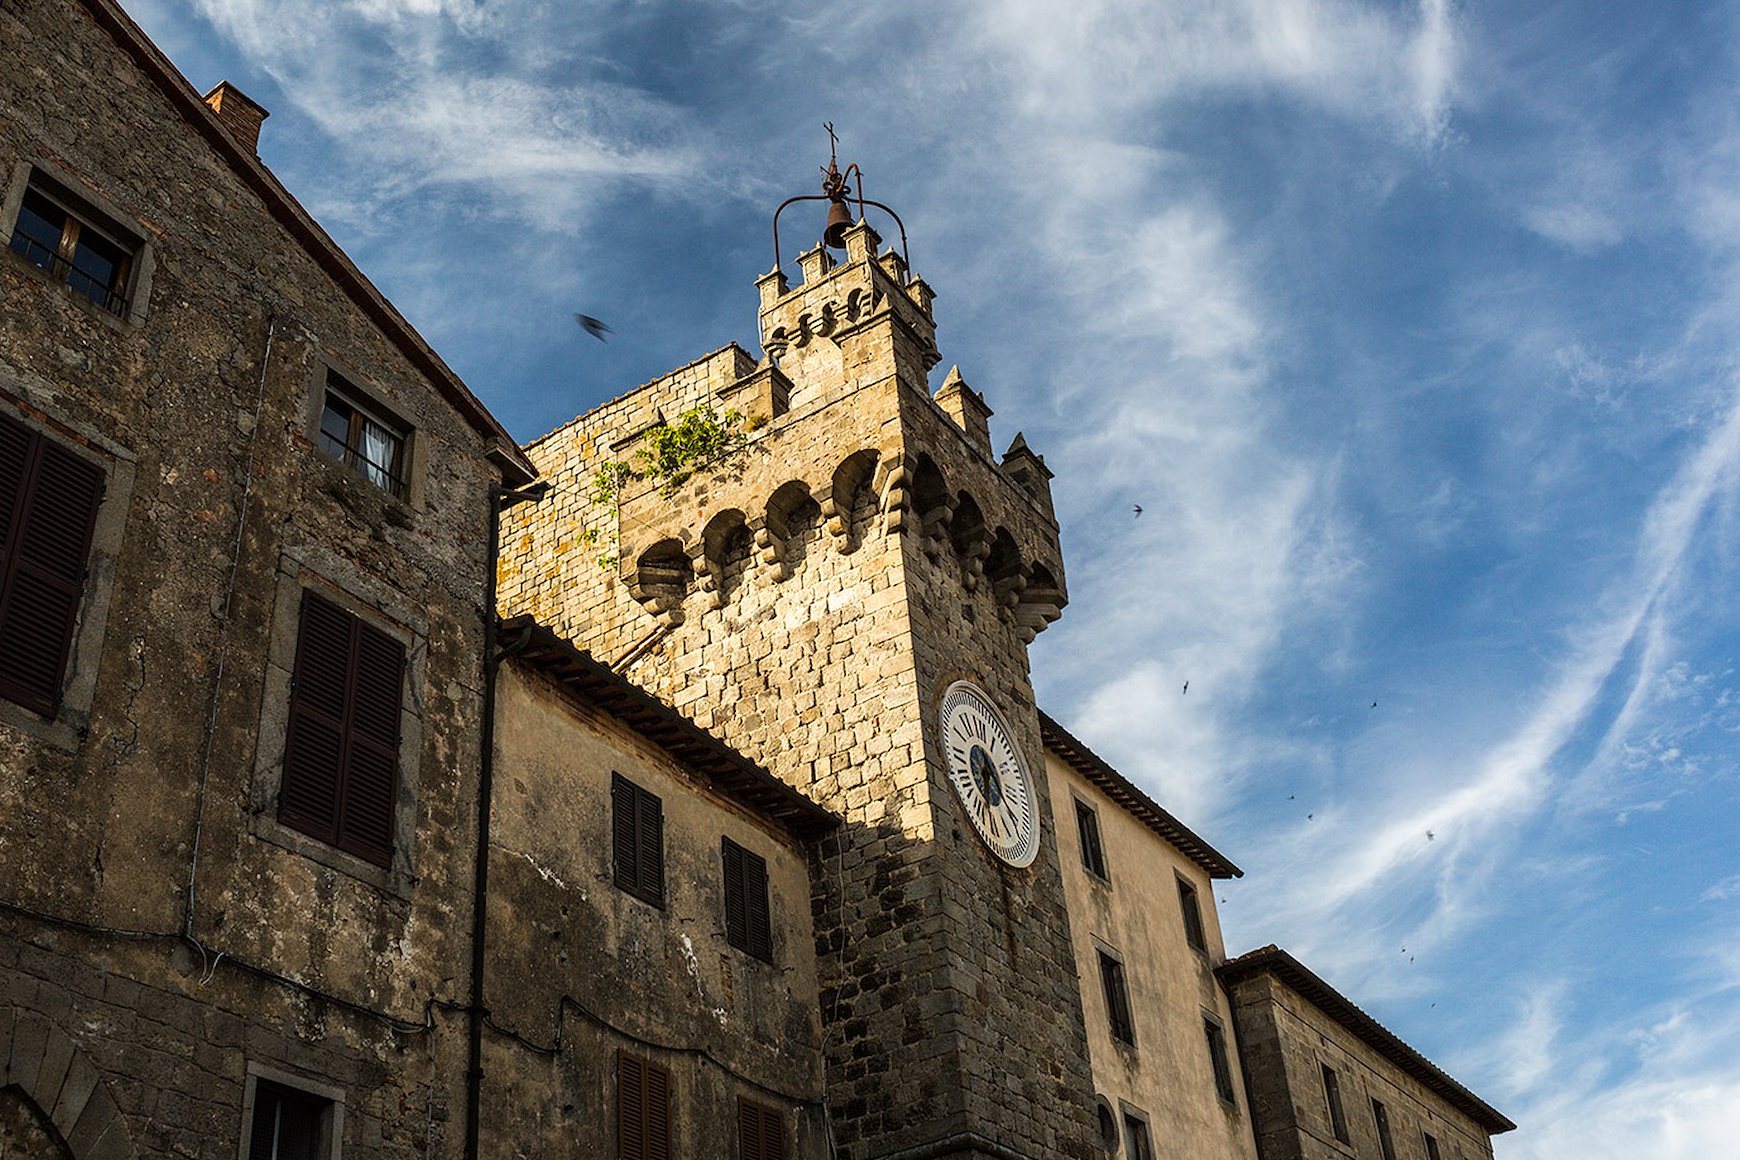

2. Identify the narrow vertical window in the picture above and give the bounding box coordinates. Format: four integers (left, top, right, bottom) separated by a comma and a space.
612, 773, 665, 907
1098, 950, 1136, 1047
1204, 1015, 1237, 1104
246, 1079, 333, 1160
1321, 1064, 1350, 1143
279, 591, 404, 867
1075, 799, 1109, 880
1178, 876, 1207, 952
722, 836, 773, 962
1424, 1132, 1443, 1160
737, 1097, 786, 1160
1122, 1111, 1154, 1160
617, 1051, 670, 1160
0, 412, 104, 717
1372, 1098, 1396, 1160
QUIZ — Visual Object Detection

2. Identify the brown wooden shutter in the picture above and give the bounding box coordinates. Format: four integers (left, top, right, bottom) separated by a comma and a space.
762, 1103, 785, 1160
0, 415, 103, 718
617, 1051, 645, 1160
645, 1061, 670, 1160
738, 1098, 762, 1160
338, 618, 403, 865
637, 786, 664, 905
738, 1100, 784, 1160
746, 851, 772, 963
723, 838, 748, 953
279, 591, 403, 868
612, 773, 640, 895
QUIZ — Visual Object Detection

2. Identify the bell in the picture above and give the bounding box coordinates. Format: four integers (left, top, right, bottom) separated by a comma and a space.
823, 198, 854, 250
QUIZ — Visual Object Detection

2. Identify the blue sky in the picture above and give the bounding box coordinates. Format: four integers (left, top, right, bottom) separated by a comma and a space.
126, 1, 1740, 1152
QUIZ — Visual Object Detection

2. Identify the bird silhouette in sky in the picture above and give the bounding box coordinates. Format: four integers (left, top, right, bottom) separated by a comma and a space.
1133, 504, 1143, 517
1182, 680, 1189, 695
1307, 813, 1314, 821
574, 313, 613, 341
1427, 829, 1435, 841
1371, 701, 1378, 708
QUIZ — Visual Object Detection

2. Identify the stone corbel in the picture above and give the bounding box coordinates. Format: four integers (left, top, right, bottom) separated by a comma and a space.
751, 513, 791, 582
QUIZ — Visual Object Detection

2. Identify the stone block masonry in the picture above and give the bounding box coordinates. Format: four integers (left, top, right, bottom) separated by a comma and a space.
501, 218, 1094, 1158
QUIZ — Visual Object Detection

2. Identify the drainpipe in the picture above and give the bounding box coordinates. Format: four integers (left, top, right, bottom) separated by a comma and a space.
465, 477, 548, 1160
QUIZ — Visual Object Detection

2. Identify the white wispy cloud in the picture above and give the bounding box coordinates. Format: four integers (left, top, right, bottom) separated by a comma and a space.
187, 0, 698, 231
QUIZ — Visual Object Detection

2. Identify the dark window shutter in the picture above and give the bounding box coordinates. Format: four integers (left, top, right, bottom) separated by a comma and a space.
612, 773, 640, 893
637, 786, 664, 904
760, 1103, 785, 1160
279, 591, 403, 868
738, 1099, 784, 1160
723, 838, 774, 963
723, 838, 748, 953
1100, 952, 1135, 1046
645, 1059, 671, 1160
746, 849, 772, 962
1178, 879, 1206, 951
0, 415, 103, 717
738, 1098, 762, 1160
337, 619, 403, 865
617, 1051, 645, 1160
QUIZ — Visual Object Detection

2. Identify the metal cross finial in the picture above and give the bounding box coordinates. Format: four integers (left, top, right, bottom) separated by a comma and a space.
824, 121, 839, 164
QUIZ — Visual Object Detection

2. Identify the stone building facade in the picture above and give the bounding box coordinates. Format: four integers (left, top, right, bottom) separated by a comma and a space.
0, 0, 528, 1153
1219, 948, 1515, 1160
1, 2, 1515, 1158
1039, 714, 1257, 1160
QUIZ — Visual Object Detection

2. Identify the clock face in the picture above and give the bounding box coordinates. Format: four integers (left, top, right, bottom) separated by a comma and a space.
938, 681, 1039, 868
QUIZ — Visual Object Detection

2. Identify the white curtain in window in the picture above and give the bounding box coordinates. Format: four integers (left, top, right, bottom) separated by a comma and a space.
360, 418, 395, 488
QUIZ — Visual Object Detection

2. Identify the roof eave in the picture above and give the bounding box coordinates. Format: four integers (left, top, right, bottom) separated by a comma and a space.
1037, 710, 1242, 879
1218, 946, 1516, 1134
80, 0, 536, 484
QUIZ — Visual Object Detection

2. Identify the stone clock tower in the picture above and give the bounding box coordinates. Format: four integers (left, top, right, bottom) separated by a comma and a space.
500, 171, 1094, 1158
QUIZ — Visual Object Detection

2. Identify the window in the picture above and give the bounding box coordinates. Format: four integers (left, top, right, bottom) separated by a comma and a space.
722, 836, 773, 962
1098, 950, 1136, 1047
319, 383, 407, 499
279, 591, 405, 868
1372, 1098, 1396, 1160
7, 178, 137, 315
0, 411, 104, 717
1204, 1015, 1237, 1105
1095, 1096, 1120, 1152
1424, 1132, 1443, 1160
612, 773, 665, 907
246, 1079, 335, 1160
1075, 798, 1109, 880
617, 1051, 670, 1160
737, 1097, 785, 1160
1122, 1111, 1154, 1160
1178, 876, 1207, 953
1321, 1064, 1350, 1144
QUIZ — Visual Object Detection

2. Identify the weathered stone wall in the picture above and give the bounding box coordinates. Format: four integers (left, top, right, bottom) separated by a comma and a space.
481, 664, 828, 1158
0, 0, 508, 1151
1224, 973, 1497, 1160
1042, 753, 1259, 1159
500, 221, 1094, 1158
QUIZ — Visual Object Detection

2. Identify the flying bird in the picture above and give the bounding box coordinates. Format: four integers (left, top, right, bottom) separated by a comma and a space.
1181, 680, 1189, 695
1426, 829, 1435, 841
574, 313, 613, 341
1306, 813, 1314, 821
1371, 701, 1378, 708
1132, 504, 1143, 517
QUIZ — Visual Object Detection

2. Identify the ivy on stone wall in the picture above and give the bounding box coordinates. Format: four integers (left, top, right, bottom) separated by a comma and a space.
585, 406, 748, 569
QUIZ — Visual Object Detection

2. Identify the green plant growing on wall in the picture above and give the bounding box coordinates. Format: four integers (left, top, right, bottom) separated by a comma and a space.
585, 405, 748, 569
